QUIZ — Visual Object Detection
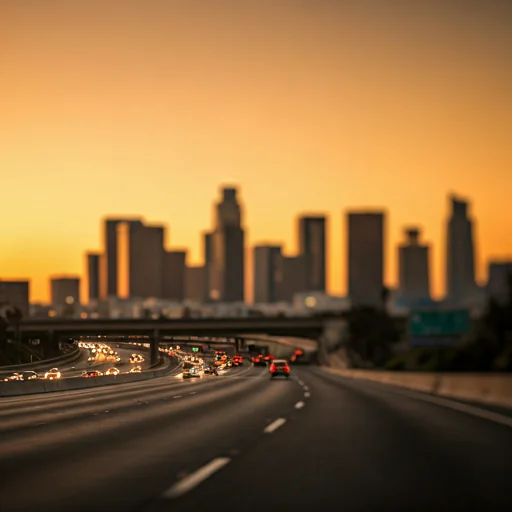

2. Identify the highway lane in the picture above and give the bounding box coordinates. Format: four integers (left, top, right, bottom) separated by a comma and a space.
1, 365, 512, 511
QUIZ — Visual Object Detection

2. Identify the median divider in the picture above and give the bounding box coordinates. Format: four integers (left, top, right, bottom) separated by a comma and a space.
0, 357, 180, 397
322, 367, 512, 409
0, 346, 82, 372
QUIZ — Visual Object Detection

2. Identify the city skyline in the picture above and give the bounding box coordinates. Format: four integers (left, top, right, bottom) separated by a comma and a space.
2, 1, 512, 302
1, 186, 508, 305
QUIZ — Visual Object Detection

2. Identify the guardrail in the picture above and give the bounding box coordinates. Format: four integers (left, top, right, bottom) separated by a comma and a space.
322, 367, 512, 409
0, 346, 82, 372
0, 356, 180, 397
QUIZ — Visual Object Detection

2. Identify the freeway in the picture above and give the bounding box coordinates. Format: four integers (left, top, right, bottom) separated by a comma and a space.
1, 365, 512, 511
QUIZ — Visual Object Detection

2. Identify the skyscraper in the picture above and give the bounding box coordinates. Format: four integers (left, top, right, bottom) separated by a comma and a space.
203, 232, 213, 301
446, 195, 476, 305
347, 211, 385, 308
86, 252, 100, 303
163, 250, 187, 301
398, 228, 430, 304
99, 218, 143, 300
185, 265, 207, 302
487, 261, 512, 306
117, 222, 165, 299
210, 186, 245, 302
298, 215, 327, 292
275, 255, 308, 303
253, 245, 282, 303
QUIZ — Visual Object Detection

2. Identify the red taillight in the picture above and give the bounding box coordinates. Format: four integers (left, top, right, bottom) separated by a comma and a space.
284, 366, 290, 372
270, 364, 276, 372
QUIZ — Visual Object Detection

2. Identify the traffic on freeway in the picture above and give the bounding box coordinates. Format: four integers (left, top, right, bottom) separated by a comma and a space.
1, 346, 512, 512
1, 340, 151, 382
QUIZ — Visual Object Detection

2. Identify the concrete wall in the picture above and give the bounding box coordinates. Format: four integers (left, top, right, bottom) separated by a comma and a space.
323, 367, 512, 408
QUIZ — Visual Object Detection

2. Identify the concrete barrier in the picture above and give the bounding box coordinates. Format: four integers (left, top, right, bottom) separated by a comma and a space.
322, 367, 512, 408
0, 346, 82, 372
0, 357, 181, 397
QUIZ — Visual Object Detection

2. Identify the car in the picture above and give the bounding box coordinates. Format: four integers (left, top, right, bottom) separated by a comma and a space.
252, 355, 267, 367
105, 367, 119, 376
129, 365, 142, 373
129, 354, 144, 364
270, 360, 291, 379
264, 354, 275, 364
182, 362, 200, 379
3, 373, 22, 382
18, 371, 39, 380
232, 355, 243, 366
44, 368, 61, 380
81, 370, 103, 378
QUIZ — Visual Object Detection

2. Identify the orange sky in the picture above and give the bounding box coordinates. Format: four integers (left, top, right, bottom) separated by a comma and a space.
1, 0, 511, 303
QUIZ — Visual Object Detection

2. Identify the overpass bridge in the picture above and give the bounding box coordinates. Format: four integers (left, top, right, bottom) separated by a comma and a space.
7, 314, 408, 365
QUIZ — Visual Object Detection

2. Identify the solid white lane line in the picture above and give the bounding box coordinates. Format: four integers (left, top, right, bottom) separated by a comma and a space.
295, 401, 305, 409
162, 458, 231, 499
387, 386, 512, 429
264, 418, 287, 433
304, 392, 311, 398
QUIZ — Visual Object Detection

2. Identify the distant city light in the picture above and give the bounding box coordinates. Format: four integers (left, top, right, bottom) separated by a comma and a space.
305, 296, 317, 308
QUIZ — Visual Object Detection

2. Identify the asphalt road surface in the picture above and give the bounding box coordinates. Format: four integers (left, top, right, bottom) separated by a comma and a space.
1, 365, 512, 512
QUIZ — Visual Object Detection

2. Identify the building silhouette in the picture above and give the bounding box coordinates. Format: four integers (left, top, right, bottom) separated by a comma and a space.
253, 245, 282, 303
446, 195, 477, 306
487, 261, 512, 306
298, 215, 327, 293
99, 218, 143, 300
203, 232, 213, 301
86, 252, 100, 303
163, 250, 187, 301
117, 222, 165, 299
347, 211, 385, 308
0, 280, 30, 317
50, 276, 81, 308
210, 187, 245, 302
276, 255, 308, 303
398, 228, 431, 305
185, 265, 207, 302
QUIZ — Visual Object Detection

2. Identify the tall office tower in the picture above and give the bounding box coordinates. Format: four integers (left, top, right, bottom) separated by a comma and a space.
50, 276, 81, 308
275, 255, 308, 303
162, 250, 187, 301
347, 211, 385, 308
398, 228, 431, 304
203, 232, 213, 301
487, 261, 512, 306
185, 265, 207, 302
446, 195, 477, 305
117, 222, 165, 299
86, 252, 100, 303
210, 186, 245, 302
0, 280, 30, 317
298, 216, 326, 292
99, 218, 143, 300
253, 245, 282, 303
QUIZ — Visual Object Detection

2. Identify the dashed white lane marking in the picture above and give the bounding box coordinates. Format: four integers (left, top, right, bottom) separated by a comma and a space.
295, 401, 305, 409
304, 392, 311, 398
303, 386, 309, 391
298, 380, 305, 386
264, 417, 287, 433
173, 396, 182, 399
162, 457, 231, 499
190, 392, 196, 395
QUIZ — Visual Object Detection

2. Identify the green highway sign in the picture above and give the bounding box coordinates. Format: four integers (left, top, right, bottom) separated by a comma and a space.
409, 309, 470, 337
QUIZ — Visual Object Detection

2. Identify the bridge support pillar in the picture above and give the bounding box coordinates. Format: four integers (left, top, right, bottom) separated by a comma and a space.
150, 329, 160, 367
318, 319, 349, 366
